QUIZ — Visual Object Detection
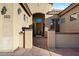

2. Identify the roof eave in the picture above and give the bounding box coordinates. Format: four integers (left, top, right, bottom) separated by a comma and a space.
19, 3, 32, 17
58, 3, 79, 17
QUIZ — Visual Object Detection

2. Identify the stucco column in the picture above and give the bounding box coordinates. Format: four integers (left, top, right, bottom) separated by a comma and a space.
25, 29, 33, 48
47, 30, 55, 49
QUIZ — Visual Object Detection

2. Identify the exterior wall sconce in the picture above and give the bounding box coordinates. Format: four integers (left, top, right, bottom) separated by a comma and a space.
18, 8, 22, 15
1, 6, 7, 15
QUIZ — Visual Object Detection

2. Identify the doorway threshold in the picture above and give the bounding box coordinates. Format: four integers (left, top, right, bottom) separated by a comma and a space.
35, 35, 42, 38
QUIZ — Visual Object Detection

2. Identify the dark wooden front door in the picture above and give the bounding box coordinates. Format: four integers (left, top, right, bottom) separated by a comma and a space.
33, 13, 45, 37
36, 23, 43, 35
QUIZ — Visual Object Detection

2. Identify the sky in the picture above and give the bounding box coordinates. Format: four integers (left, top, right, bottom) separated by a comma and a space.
52, 3, 71, 10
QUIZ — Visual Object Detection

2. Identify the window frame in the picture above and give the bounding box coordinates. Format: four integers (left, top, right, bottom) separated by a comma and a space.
70, 13, 77, 21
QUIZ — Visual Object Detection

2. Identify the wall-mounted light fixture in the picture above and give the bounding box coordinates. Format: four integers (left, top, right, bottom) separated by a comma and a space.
1, 6, 7, 15
18, 8, 22, 15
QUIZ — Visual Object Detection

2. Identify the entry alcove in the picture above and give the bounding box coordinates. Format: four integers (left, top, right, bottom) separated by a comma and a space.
32, 13, 45, 37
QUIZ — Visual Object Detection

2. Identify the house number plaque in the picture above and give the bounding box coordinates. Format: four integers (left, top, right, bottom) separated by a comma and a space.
4, 15, 10, 19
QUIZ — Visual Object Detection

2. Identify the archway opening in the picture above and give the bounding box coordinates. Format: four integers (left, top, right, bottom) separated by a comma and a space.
33, 13, 45, 37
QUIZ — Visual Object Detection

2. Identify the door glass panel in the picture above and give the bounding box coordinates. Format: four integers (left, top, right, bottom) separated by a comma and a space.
35, 18, 43, 23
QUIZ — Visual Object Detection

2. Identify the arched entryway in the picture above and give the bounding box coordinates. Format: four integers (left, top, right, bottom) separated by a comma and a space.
33, 13, 45, 37
32, 13, 47, 49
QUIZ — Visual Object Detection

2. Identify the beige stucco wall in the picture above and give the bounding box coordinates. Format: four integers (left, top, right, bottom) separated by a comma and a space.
0, 3, 52, 52
60, 5, 79, 33
47, 31, 79, 48
56, 34, 79, 48
27, 3, 52, 14
0, 3, 14, 52
0, 3, 32, 52
25, 29, 32, 48
47, 30, 55, 49
13, 3, 32, 49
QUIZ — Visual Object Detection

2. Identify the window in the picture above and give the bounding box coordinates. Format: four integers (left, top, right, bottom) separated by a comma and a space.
35, 18, 44, 23
70, 13, 77, 21
24, 14, 26, 21
23, 14, 28, 22
17, 8, 22, 15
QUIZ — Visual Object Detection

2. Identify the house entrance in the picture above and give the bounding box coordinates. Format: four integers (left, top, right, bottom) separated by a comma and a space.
33, 13, 45, 37
32, 13, 47, 49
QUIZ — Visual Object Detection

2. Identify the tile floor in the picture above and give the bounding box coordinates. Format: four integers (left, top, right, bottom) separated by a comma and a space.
33, 37, 47, 49
0, 36, 79, 56
0, 46, 79, 56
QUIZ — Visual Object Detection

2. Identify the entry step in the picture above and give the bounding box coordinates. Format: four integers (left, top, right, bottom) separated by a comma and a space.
35, 35, 42, 37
